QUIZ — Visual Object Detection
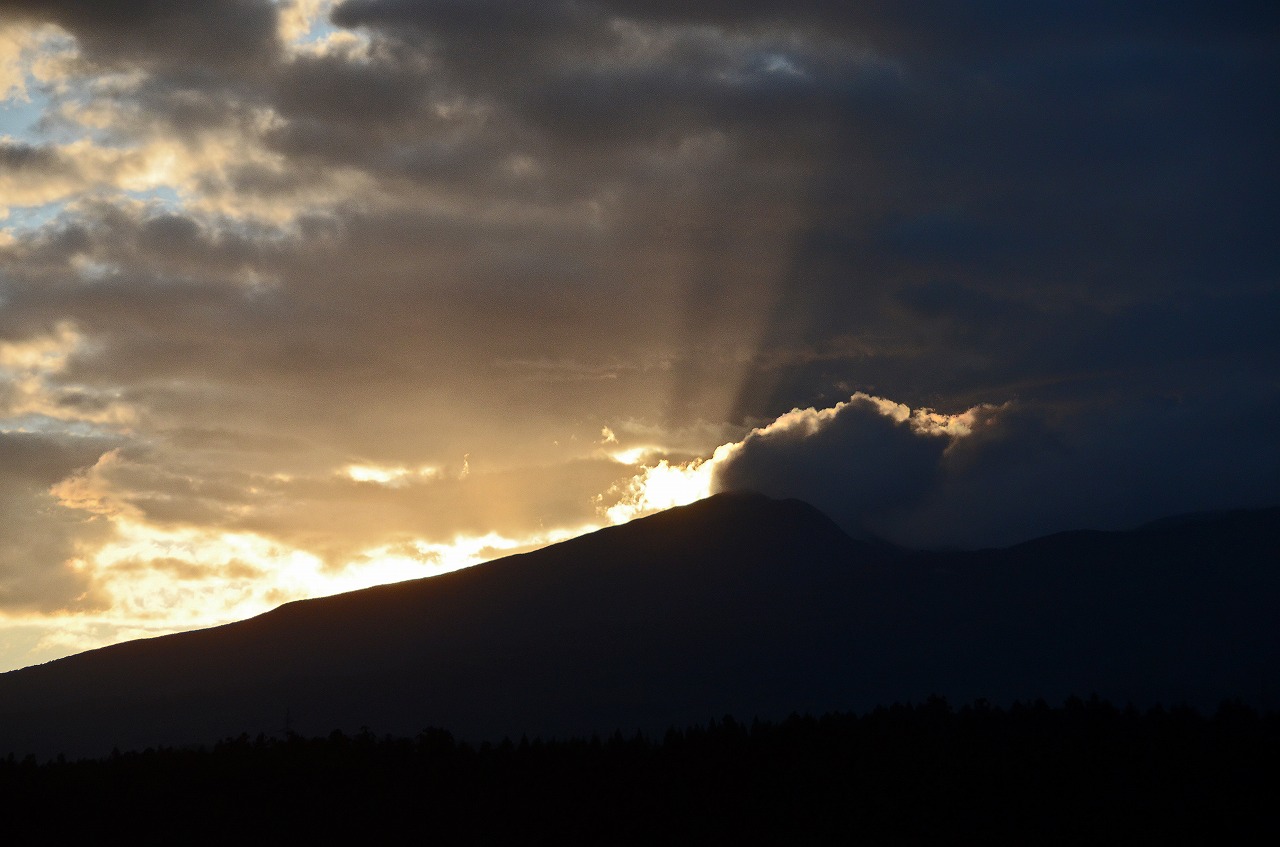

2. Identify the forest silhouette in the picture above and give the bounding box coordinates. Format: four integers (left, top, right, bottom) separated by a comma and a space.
3, 697, 1275, 842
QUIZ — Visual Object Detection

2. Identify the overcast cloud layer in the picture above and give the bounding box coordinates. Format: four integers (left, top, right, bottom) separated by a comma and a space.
0, 1, 1276, 670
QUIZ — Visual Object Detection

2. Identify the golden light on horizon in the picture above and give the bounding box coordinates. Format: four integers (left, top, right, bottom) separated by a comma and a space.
603, 455, 720, 525
342, 463, 445, 486
0, 511, 606, 673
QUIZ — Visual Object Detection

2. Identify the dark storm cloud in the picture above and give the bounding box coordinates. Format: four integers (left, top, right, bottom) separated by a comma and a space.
564, 0, 1280, 56
270, 51, 437, 130
323, 0, 1278, 422
330, 0, 889, 149
723, 29, 1279, 422
0, 141, 62, 172
906, 392, 1280, 547
331, 0, 606, 70
0, 0, 280, 72
713, 388, 1280, 549
712, 396, 947, 534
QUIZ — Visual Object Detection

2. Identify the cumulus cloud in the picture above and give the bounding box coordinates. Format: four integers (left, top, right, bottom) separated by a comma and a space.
711, 395, 953, 535
705, 390, 1280, 549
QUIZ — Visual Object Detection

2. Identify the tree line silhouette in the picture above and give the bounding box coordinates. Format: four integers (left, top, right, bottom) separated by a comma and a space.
2, 696, 1275, 843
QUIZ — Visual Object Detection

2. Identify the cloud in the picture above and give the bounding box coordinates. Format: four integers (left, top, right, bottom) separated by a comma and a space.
706, 390, 1280, 549
707, 394, 958, 540
0, 322, 136, 436
893, 391, 1280, 548
0, 430, 114, 612
0, 23, 24, 99
0, 0, 280, 73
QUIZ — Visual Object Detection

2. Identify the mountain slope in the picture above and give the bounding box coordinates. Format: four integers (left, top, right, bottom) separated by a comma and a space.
0, 494, 1276, 758
0, 493, 881, 756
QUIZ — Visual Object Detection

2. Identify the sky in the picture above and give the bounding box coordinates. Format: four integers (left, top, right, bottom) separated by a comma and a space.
0, 0, 1277, 672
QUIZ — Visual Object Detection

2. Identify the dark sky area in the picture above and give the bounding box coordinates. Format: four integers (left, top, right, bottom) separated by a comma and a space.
0, 0, 1276, 668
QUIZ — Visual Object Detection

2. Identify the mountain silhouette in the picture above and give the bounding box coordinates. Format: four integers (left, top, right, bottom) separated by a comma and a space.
1, 492, 1277, 758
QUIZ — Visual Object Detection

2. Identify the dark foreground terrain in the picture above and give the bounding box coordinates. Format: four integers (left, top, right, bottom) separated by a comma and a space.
3, 698, 1275, 844
2, 493, 1278, 759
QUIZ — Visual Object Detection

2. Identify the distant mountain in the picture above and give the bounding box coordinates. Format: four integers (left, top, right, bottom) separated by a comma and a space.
1, 492, 1277, 758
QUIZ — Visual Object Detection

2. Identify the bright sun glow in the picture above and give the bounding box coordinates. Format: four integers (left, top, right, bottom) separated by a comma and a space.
0, 511, 605, 672
88, 519, 595, 630
342, 463, 442, 486
608, 446, 657, 465
603, 448, 730, 525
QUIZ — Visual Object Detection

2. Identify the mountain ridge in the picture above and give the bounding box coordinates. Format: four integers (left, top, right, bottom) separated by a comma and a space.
1, 492, 1276, 758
